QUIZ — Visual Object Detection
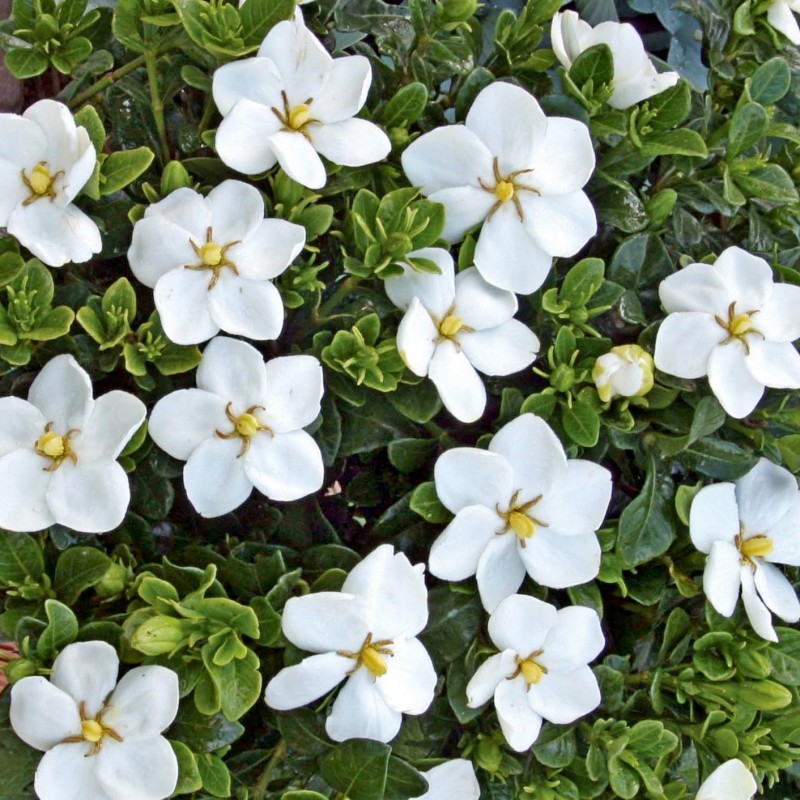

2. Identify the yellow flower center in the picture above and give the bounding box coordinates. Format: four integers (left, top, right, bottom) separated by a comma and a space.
338, 632, 394, 679
34, 424, 79, 471
288, 103, 313, 130
215, 403, 273, 458
199, 241, 223, 267
508, 510, 535, 540
29, 163, 54, 196
361, 646, 389, 677
519, 658, 545, 685
739, 535, 774, 559
439, 314, 464, 338
494, 180, 515, 203
235, 412, 261, 438
729, 313, 754, 337
715, 302, 764, 355
496, 489, 548, 547
81, 719, 104, 743
186, 226, 241, 289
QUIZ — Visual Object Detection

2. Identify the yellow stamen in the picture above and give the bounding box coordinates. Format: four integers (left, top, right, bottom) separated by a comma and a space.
519, 658, 545, 685
235, 412, 261, 438
740, 535, 774, 559
508, 510, 535, 540
288, 103, 312, 130
199, 241, 223, 267
28, 163, 54, 196
729, 313, 753, 336
81, 719, 104, 743
36, 430, 66, 459
439, 314, 464, 338
361, 646, 388, 677
495, 180, 514, 203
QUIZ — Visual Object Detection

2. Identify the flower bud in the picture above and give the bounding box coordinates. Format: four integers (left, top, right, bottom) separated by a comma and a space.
593, 344, 654, 402
129, 615, 189, 656
160, 161, 192, 196
95, 561, 131, 598
646, 189, 677, 226
550, 363, 576, 393
439, 0, 479, 22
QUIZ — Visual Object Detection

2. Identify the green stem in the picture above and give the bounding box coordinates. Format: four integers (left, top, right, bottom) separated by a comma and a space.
144, 50, 170, 163
68, 54, 147, 109
198, 91, 216, 132
253, 739, 287, 800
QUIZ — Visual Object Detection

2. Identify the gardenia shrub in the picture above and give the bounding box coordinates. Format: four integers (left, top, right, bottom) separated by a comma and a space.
1, 0, 800, 799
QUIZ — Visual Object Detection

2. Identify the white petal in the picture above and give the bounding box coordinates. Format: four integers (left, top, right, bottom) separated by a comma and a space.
713, 246, 775, 310
526, 664, 600, 724
421, 760, 480, 800
459, 320, 539, 377
474, 203, 553, 294
465, 82, 546, 174
10, 678, 81, 750
745, 340, 800, 389
102, 667, 179, 741
261, 355, 323, 432
489, 414, 567, 502
769, 2, 800, 44
659, 263, 731, 315
197, 336, 268, 408
47, 462, 131, 534
488, 594, 557, 655
766, 496, 800, 566
518, 529, 601, 589
609, 70, 679, 109
8, 201, 101, 267
62, 130, 97, 203
242, 429, 324, 502
584, 21, 649, 81
212, 57, 284, 116
434, 448, 514, 513
269, 130, 326, 189
228, 218, 305, 281
540, 606, 605, 673
149, 389, 226, 461
0, 449, 55, 532
397, 298, 438, 377
527, 117, 595, 195
309, 119, 390, 167
76, 391, 146, 463
311, 55, 371, 123
385, 248, 455, 318
696, 759, 757, 800
281, 593, 369, 653
95, 736, 178, 800
265, 652, 352, 710
29, 354, 93, 432
429, 339, 486, 423
429, 186, 495, 243
0, 115, 46, 168
689, 483, 740, 554
142, 187, 210, 239
206, 180, 265, 243
401, 125, 493, 196
24, 101, 79, 167
215, 99, 280, 175
325, 668, 402, 743
707, 343, 764, 418
454, 267, 516, 330
653, 312, 724, 379
127, 217, 198, 288
375, 637, 436, 715
184, 436, 252, 517
35, 742, 110, 800
153, 269, 218, 346
475, 533, 527, 613
428, 505, 502, 581
741, 566, 777, 641
520, 190, 596, 258
494, 675, 543, 751
0, 397, 46, 458
52, 641, 119, 718
0, 158, 29, 225
753, 560, 800, 623
757, 282, 800, 341
736, 457, 797, 535
550, 11, 590, 68
466, 650, 517, 707
207, 273, 285, 341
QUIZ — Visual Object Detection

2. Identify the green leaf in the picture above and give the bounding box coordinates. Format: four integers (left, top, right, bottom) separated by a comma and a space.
640, 129, 708, 158
169, 704, 244, 753
54, 547, 113, 604
321, 739, 390, 800
37, 598, 79, 660
568, 43, 613, 90
727, 102, 769, 160
388, 438, 436, 474
382, 82, 428, 128
171, 740, 203, 795
74, 105, 106, 152
240, 0, 294, 48
688, 396, 725, 443
215, 655, 263, 721
594, 186, 648, 233
420, 585, 483, 665
680, 438, 758, 480
562, 400, 600, 447
646, 81, 691, 131
388, 380, 441, 424
749, 57, 791, 105
0, 531, 44, 585
22, 305, 74, 340
196, 753, 231, 798
100, 147, 155, 195
409, 482, 451, 523
384, 756, 428, 800
281, 793, 328, 800
734, 164, 799, 203
560, 258, 604, 307
4, 47, 49, 78
275, 708, 331, 757
112, 0, 146, 52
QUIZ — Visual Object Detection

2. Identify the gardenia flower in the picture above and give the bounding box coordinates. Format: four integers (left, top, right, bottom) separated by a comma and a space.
466, 594, 604, 752
551, 11, 679, 109
128, 180, 305, 345
212, 14, 391, 189
654, 246, 800, 418
696, 759, 757, 800
401, 81, 596, 295
385, 247, 540, 422
264, 544, 436, 743
690, 458, 800, 642
429, 413, 612, 612
0, 99, 101, 267
149, 336, 324, 517
593, 344, 654, 402
9, 640, 179, 800
418, 760, 480, 800
0, 354, 145, 534
767, 0, 800, 45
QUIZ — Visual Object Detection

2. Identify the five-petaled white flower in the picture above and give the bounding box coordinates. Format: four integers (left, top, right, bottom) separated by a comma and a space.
429, 413, 612, 612
551, 11, 679, 109
654, 246, 800, 419
385, 248, 540, 422
696, 758, 757, 800
767, 0, 800, 45
418, 759, 480, 800
148, 336, 324, 517
127, 180, 305, 345
593, 344, 654, 403
0, 99, 101, 267
466, 594, 604, 752
690, 457, 800, 642
264, 544, 437, 743
0, 354, 145, 534
401, 81, 596, 295
9, 640, 179, 800
212, 14, 391, 189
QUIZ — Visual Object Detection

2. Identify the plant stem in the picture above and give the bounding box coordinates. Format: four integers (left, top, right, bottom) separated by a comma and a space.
253, 739, 287, 800
144, 50, 170, 163
68, 54, 147, 109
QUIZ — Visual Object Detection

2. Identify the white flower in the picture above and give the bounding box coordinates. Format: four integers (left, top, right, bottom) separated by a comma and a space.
212, 15, 391, 189
466, 594, 604, 752
400, 81, 596, 295
767, 0, 800, 45
429, 413, 612, 612
0, 99, 101, 267
385, 248, 540, 422
149, 336, 324, 517
696, 759, 757, 800
127, 180, 305, 346
654, 246, 800, 418
9, 640, 179, 800
592, 344, 654, 403
418, 760, 480, 800
264, 544, 436, 743
551, 11, 679, 109
690, 457, 800, 642
0, 354, 145, 534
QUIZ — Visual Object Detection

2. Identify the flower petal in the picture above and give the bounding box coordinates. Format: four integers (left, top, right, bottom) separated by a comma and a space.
466, 650, 518, 707
753, 560, 800, 623
540, 606, 605, 673
766, 495, 800, 566
385, 248, 455, 318
103, 666, 179, 741
149, 389, 226, 461
526, 664, 600, 724
421, 760, 480, 800
29, 354, 93, 432
95, 736, 178, 800
23, 100, 79, 168
689, 482, 739, 554
769, 1, 800, 43
212, 57, 284, 116
494, 675, 543, 751
459, 320, 539, 377
265, 652, 352, 710
35, 742, 111, 800
227, 218, 305, 281
520, 190, 596, 258
397, 298, 438, 377
653, 312, 724, 379
434, 447, 513, 514
52, 641, 119, 718
142, 187, 210, 239
242, 429, 324, 502
62, 129, 96, 204
431, 186, 496, 243
310, 55, 371, 123
454, 267, 516, 330
10, 678, 81, 750
325, 667, 402, 743
76, 391, 146, 463
184, 436, 252, 517
261, 355, 323, 432
0, 158, 29, 225
696, 759, 757, 800
659, 263, 731, 315
0, 397, 46, 458
735, 458, 797, 535
215, 99, 280, 175
127, 217, 198, 288
429, 505, 503, 581
707, 342, 764, 418
309, 118, 391, 167
197, 336, 268, 408
269, 130, 326, 189
0, 115, 46, 169
757, 282, 800, 341
741, 566, 777, 641
153, 269, 218, 346
0, 449, 55, 532
713, 246, 774, 311
375, 637, 436, 715
206, 179, 265, 243
428, 339, 487, 423
207, 273, 285, 341
745, 340, 800, 389
281, 592, 369, 653
526, 117, 595, 194
518, 528, 601, 589
488, 594, 557, 655
475, 533, 527, 613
